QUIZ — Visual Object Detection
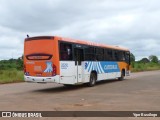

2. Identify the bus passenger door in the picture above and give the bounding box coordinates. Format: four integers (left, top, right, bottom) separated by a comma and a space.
74, 48, 84, 83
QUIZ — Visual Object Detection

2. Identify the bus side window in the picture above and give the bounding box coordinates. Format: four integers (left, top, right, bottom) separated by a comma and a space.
122, 52, 126, 61
114, 51, 119, 61
108, 50, 113, 61
118, 51, 125, 61
84, 46, 95, 61
60, 43, 72, 60
95, 48, 104, 61
104, 49, 113, 61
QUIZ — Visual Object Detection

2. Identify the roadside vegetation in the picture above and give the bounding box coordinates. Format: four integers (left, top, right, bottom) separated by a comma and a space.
0, 69, 23, 84
0, 58, 23, 84
130, 54, 160, 72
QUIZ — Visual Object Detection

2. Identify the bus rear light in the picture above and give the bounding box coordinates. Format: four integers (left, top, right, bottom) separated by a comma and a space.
52, 64, 56, 76
24, 65, 30, 76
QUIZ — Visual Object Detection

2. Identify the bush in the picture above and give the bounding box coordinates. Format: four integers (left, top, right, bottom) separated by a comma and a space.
0, 70, 24, 84
131, 62, 160, 72
0, 59, 23, 70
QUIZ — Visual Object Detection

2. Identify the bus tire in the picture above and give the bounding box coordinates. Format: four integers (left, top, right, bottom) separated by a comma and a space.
118, 70, 125, 80
88, 73, 96, 87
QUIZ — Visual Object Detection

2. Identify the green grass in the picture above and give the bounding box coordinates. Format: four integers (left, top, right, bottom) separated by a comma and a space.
131, 62, 160, 72
0, 69, 24, 84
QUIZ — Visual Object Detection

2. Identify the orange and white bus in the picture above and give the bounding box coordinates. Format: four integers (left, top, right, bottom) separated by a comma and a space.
24, 36, 130, 86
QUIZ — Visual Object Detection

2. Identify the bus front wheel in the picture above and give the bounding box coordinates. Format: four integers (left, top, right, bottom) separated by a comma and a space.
118, 70, 125, 80
88, 73, 96, 87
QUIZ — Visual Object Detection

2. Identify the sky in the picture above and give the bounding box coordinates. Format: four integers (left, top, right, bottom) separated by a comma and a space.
0, 0, 160, 60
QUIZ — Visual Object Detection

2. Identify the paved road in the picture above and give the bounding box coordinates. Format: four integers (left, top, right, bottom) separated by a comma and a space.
0, 70, 160, 119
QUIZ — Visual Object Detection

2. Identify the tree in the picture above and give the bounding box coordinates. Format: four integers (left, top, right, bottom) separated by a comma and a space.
130, 53, 135, 62
149, 55, 159, 63
130, 53, 135, 68
16, 57, 23, 70
140, 58, 150, 63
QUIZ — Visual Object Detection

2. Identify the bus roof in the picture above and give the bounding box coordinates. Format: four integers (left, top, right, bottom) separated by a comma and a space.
25, 36, 129, 51
57, 36, 129, 51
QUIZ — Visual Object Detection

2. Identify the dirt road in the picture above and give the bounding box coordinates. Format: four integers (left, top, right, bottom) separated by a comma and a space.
0, 70, 160, 119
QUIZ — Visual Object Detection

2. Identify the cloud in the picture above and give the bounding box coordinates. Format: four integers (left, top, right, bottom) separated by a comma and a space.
0, 0, 160, 60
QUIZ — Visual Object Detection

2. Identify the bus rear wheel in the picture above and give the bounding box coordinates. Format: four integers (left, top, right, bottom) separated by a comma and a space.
88, 73, 96, 87
118, 70, 125, 80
